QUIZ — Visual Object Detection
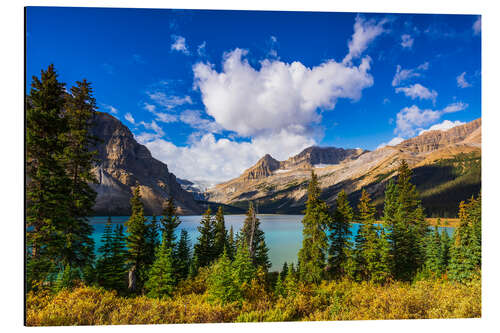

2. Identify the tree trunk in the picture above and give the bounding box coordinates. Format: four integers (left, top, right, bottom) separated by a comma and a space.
128, 265, 136, 291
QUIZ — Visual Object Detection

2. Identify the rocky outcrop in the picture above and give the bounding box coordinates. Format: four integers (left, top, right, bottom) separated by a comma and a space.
280, 146, 366, 170
243, 154, 281, 180
90, 112, 202, 216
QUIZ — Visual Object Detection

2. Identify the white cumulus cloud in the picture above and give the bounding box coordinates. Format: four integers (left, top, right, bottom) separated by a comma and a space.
395, 83, 438, 103
193, 48, 374, 137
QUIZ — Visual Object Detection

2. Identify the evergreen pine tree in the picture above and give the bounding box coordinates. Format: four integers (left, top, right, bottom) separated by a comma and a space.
353, 189, 382, 281
193, 207, 216, 268
145, 241, 176, 299
125, 186, 150, 293
109, 223, 128, 293
423, 227, 444, 277
207, 249, 240, 305
373, 229, 392, 284
96, 217, 114, 289
61, 79, 98, 269
284, 263, 298, 298
274, 274, 285, 297
298, 171, 331, 283
240, 202, 271, 270
188, 253, 199, 279
26, 65, 73, 287
280, 262, 289, 280
328, 189, 353, 278
145, 216, 160, 266
382, 179, 398, 232
232, 242, 256, 287
213, 206, 229, 259
440, 229, 452, 272
52, 264, 80, 292
175, 229, 191, 281
390, 160, 428, 281
160, 197, 181, 250
227, 225, 236, 260
449, 195, 481, 282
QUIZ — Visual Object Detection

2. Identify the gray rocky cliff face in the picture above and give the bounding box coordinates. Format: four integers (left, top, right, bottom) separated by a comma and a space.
89, 112, 202, 215
280, 146, 367, 170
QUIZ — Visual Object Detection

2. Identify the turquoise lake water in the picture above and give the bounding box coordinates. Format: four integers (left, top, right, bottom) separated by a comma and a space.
89, 215, 455, 271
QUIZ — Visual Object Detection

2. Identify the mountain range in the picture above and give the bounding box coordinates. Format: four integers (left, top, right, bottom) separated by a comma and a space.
204, 118, 481, 217
89, 113, 481, 217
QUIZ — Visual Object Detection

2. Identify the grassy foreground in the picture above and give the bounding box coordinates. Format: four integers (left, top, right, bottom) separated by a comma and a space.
26, 276, 480, 326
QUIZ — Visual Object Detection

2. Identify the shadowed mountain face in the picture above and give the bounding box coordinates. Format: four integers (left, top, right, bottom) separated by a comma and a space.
89, 112, 202, 216
205, 119, 481, 216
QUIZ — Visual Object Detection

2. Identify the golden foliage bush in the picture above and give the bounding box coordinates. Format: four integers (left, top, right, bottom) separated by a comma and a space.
26, 277, 480, 326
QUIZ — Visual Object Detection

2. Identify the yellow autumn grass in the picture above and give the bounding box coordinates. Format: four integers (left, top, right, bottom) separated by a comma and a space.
26, 276, 480, 326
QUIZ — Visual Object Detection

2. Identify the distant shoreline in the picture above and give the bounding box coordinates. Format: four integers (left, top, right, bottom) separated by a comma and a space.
88, 215, 459, 227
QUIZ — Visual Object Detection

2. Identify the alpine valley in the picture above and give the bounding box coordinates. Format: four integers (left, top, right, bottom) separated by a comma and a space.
90, 113, 481, 217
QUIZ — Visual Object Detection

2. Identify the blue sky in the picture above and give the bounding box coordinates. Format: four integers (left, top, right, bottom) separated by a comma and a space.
26, 7, 481, 183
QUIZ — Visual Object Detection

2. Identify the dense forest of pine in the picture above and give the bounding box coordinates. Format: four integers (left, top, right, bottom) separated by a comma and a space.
25, 66, 481, 325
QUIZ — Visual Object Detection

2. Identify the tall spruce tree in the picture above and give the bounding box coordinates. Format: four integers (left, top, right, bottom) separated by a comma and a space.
213, 206, 229, 258
207, 249, 240, 305
241, 202, 271, 270
274, 273, 285, 297
61, 79, 98, 269
227, 225, 236, 260
232, 242, 256, 288
109, 224, 128, 293
160, 197, 181, 250
328, 189, 353, 278
422, 227, 444, 277
193, 207, 216, 268
354, 189, 390, 282
298, 171, 331, 283
125, 186, 150, 293
449, 195, 481, 282
440, 229, 452, 272
390, 160, 428, 281
145, 215, 160, 266
95, 217, 114, 289
26, 65, 73, 287
280, 262, 289, 280
175, 229, 191, 281
145, 241, 176, 299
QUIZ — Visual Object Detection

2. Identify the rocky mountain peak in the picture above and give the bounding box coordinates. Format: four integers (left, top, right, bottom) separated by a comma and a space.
243, 154, 281, 180
90, 112, 201, 215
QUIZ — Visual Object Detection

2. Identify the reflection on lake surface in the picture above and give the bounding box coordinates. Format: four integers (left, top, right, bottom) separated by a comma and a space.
89, 215, 455, 271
